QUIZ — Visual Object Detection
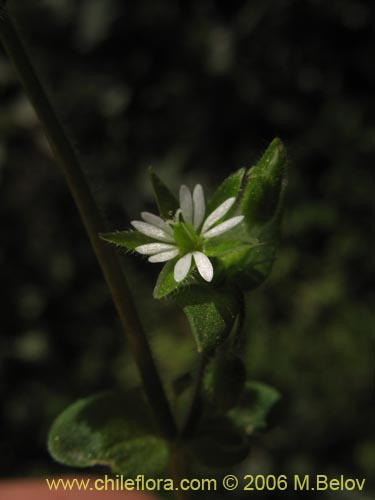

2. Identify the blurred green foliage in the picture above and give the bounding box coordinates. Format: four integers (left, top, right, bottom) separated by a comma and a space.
0, 0, 373, 497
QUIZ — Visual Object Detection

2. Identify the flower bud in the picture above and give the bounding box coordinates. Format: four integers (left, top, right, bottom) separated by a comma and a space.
242, 138, 287, 230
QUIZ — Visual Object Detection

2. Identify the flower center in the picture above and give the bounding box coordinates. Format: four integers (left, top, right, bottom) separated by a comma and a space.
173, 222, 203, 253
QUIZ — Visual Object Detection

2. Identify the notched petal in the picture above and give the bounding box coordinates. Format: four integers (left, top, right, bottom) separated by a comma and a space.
149, 249, 179, 262
135, 243, 177, 255
179, 185, 193, 224
141, 212, 174, 235
203, 215, 244, 239
131, 221, 174, 242
193, 184, 206, 229
174, 253, 192, 282
193, 251, 213, 282
201, 197, 236, 233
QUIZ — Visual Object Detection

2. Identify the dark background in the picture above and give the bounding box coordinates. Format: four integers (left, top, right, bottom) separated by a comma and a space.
0, 0, 373, 497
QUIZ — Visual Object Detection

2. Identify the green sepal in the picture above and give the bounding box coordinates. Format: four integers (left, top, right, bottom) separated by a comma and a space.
100, 230, 154, 250
204, 354, 247, 411
242, 138, 287, 230
173, 223, 199, 253
225, 219, 280, 290
153, 260, 187, 299
149, 168, 179, 217
206, 168, 246, 215
228, 381, 281, 435
202, 218, 259, 272
48, 391, 169, 477
205, 242, 257, 259
189, 417, 249, 468
174, 285, 240, 353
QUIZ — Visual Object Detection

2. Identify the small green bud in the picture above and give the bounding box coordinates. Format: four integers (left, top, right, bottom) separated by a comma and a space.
242, 138, 287, 229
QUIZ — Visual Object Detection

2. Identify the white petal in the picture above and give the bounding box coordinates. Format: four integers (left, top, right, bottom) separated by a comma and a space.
135, 243, 177, 255
193, 251, 213, 282
174, 253, 192, 282
201, 197, 236, 233
148, 249, 179, 262
131, 221, 174, 242
141, 212, 174, 236
179, 185, 193, 224
203, 215, 244, 239
193, 184, 206, 229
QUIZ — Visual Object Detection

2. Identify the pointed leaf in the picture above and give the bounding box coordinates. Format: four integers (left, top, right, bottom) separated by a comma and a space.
206, 168, 246, 215
228, 381, 281, 435
153, 260, 187, 299
149, 168, 179, 217
100, 230, 154, 250
225, 219, 280, 290
174, 285, 240, 352
48, 391, 169, 477
204, 236, 260, 258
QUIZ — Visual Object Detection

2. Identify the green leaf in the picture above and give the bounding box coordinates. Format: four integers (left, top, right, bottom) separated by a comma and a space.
228, 381, 281, 435
243, 221, 279, 284
225, 220, 280, 290
100, 230, 153, 250
205, 242, 254, 258
153, 260, 187, 299
190, 417, 249, 468
48, 391, 169, 477
174, 285, 240, 353
206, 168, 246, 215
241, 138, 287, 230
149, 168, 179, 217
105, 436, 169, 476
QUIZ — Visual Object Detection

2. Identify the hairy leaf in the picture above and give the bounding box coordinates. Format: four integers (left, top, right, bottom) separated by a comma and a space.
175, 285, 240, 352
206, 168, 245, 215
100, 230, 153, 250
149, 168, 179, 218
224, 219, 280, 290
153, 260, 187, 299
48, 391, 169, 476
228, 381, 281, 434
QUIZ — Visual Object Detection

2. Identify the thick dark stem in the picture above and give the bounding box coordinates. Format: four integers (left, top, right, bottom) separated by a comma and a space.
0, 5, 177, 440
182, 354, 208, 438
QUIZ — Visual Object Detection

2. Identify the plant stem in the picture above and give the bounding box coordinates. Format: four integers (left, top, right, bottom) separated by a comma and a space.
169, 447, 192, 500
182, 354, 208, 438
182, 293, 245, 437
0, 5, 177, 440
233, 291, 246, 350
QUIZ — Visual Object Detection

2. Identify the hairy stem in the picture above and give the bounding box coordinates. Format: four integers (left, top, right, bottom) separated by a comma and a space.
0, 5, 177, 440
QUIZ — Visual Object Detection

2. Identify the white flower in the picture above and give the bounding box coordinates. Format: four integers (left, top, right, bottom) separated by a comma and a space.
131, 184, 244, 283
